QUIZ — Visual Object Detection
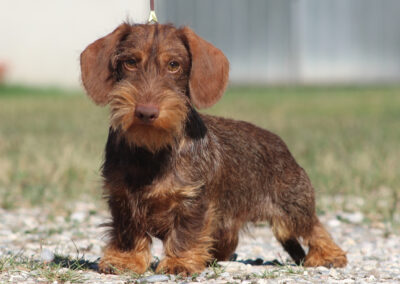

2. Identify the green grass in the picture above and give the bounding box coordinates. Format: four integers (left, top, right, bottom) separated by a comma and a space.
0, 84, 399, 223
0, 252, 86, 283
207, 259, 226, 279
253, 265, 305, 279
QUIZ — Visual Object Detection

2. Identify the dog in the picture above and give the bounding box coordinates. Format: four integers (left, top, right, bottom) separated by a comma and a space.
80, 23, 347, 275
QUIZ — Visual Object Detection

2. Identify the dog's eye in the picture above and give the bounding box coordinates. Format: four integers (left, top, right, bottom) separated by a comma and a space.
123, 59, 137, 71
167, 61, 180, 73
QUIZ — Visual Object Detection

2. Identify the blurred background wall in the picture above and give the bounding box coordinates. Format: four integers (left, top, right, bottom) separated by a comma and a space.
1, 0, 399, 87
157, 0, 400, 84
0, 0, 149, 87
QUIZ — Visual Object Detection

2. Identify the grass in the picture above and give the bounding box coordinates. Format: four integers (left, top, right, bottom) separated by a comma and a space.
254, 265, 305, 279
207, 259, 226, 279
0, 252, 86, 283
0, 84, 399, 224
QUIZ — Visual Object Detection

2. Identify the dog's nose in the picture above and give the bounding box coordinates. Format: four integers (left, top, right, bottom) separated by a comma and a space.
134, 104, 160, 123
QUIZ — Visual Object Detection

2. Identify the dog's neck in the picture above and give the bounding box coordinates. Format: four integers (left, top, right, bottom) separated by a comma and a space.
102, 108, 207, 190
102, 128, 171, 189
184, 107, 207, 140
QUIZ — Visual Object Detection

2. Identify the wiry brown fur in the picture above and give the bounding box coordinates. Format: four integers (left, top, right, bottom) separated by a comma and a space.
80, 23, 347, 275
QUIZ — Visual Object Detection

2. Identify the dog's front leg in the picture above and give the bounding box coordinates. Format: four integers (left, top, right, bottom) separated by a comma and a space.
99, 191, 152, 274
156, 206, 215, 276
99, 235, 151, 274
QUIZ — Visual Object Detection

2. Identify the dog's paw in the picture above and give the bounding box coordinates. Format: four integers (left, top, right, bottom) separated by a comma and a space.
156, 257, 204, 276
98, 247, 150, 274
98, 257, 148, 274
304, 249, 347, 268
98, 260, 117, 274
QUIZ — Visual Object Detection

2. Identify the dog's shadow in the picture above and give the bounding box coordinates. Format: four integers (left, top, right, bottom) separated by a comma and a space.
226, 253, 287, 266
51, 253, 287, 273
51, 254, 99, 271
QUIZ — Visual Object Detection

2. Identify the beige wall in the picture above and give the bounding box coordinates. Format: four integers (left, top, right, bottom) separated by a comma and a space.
0, 0, 149, 87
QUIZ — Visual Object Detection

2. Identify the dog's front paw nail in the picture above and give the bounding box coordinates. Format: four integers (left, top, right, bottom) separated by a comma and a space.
98, 262, 115, 274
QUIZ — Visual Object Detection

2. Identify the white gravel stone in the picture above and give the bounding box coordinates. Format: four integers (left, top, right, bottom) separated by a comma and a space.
9, 275, 26, 282
329, 269, 339, 278
70, 212, 86, 222
40, 248, 55, 263
137, 274, 169, 282
340, 212, 364, 224
327, 218, 342, 227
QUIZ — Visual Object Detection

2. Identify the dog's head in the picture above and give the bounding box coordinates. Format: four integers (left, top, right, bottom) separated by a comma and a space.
80, 23, 229, 152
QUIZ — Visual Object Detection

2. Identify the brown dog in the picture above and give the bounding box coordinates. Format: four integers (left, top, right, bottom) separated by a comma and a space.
80, 23, 347, 275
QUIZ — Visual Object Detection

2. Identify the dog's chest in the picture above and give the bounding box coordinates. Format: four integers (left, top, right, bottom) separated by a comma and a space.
144, 194, 179, 239
142, 177, 204, 239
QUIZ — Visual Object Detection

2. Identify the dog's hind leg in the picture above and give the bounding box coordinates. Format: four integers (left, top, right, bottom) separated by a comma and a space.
268, 168, 346, 267
303, 219, 347, 268
279, 238, 306, 265
270, 203, 347, 267
270, 218, 306, 265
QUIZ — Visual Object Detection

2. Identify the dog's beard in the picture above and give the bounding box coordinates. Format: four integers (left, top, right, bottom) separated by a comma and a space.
109, 81, 188, 152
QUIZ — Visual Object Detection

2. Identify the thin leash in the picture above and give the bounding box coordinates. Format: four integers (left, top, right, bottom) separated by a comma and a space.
148, 0, 158, 23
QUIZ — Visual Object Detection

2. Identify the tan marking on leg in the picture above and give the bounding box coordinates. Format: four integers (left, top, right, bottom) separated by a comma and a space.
304, 221, 347, 268
99, 237, 151, 274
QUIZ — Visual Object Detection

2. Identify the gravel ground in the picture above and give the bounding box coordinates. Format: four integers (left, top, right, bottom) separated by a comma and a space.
0, 202, 399, 283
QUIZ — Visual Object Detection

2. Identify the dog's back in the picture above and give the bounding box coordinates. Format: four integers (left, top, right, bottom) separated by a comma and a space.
200, 114, 315, 222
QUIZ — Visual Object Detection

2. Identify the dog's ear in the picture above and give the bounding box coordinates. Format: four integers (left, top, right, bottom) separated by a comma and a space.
80, 24, 130, 105
181, 27, 229, 109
